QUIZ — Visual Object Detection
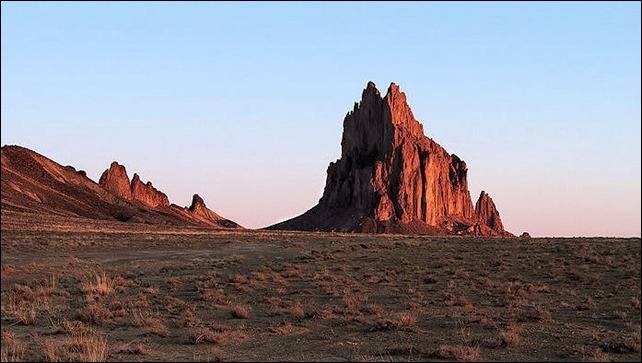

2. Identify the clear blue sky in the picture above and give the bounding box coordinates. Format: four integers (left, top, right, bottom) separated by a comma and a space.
2, 2, 640, 236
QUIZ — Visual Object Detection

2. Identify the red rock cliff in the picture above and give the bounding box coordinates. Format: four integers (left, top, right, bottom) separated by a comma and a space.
98, 162, 241, 228
269, 82, 511, 236
475, 191, 507, 235
131, 173, 170, 209
98, 162, 132, 201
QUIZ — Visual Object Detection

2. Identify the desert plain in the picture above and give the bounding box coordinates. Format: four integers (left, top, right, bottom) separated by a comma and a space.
1, 213, 640, 362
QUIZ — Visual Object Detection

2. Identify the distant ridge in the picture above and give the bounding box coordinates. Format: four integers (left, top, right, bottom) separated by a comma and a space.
269, 82, 512, 236
1, 145, 241, 229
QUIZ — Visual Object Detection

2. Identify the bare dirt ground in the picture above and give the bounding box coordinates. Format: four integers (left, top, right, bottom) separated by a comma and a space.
1, 222, 640, 362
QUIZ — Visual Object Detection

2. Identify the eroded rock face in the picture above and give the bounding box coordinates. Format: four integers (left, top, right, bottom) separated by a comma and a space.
98, 162, 132, 201
131, 173, 169, 208
270, 81, 512, 236
475, 191, 506, 235
98, 161, 241, 228
99, 164, 169, 209
186, 194, 240, 228
323, 82, 475, 226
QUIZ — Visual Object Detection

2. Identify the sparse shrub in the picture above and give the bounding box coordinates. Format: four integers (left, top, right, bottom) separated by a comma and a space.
232, 305, 251, 319
293, 303, 305, 321
624, 326, 641, 353
1, 338, 25, 362
437, 344, 480, 362
589, 348, 610, 362
116, 342, 148, 355
15, 304, 37, 326
79, 303, 113, 324
270, 321, 295, 335
41, 326, 107, 362
499, 328, 520, 348
363, 303, 384, 317
209, 347, 226, 362
535, 305, 552, 322
397, 312, 417, 327
60, 319, 91, 336
229, 274, 247, 283
82, 272, 121, 296
189, 327, 218, 345
132, 309, 169, 337
342, 289, 367, 311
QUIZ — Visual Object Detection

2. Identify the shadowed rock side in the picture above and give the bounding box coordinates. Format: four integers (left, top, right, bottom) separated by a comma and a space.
98, 162, 241, 229
269, 82, 512, 236
1, 145, 241, 229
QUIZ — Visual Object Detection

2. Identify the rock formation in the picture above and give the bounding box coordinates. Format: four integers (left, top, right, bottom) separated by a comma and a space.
98, 162, 132, 201
99, 162, 170, 209
186, 194, 240, 228
269, 81, 512, 236
131, 173, 170, 209
1, 145, 242, 229
98, 161, 240, 228
475, 191, 506, 235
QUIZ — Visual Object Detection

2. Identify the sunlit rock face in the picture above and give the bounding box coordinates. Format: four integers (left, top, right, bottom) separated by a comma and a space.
269, 82, 512, 236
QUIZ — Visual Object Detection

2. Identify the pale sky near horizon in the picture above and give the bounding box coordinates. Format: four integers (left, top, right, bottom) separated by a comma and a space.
1, 2, 640, 237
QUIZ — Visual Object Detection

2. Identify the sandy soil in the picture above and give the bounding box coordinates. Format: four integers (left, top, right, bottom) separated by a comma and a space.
1, 223, 640, 362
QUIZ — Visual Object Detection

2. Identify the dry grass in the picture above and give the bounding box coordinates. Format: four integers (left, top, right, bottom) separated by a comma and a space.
1, 229, 639, 362
589, 348, 611, 362
0, 338, 25, 362
81, 272, 121, 297
114, 341, 148, 355
231, 305, 251, 319
41, 326, 107, 362
208, 347, 226, 362
437, 344, 481, 361
131, 309, 170, 337
396, 311, 417, 327
292, 302, 305, 321
78, 303, 113, 324
498, 326, 521, 348
342, 289, 367, 311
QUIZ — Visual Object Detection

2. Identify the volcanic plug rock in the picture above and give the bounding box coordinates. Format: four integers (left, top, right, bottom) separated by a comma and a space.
269, 82, 512, 236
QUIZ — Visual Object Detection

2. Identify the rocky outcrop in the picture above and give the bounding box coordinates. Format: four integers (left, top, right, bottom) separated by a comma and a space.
187, 194, 240, 228
1, 145, 241, 229
475, 191, 507, 235
131, 173, 170, 209
519, 232, 531, 238
98, 161, 241, 228
269, 81, 512, 236
99, 164, 170, 209
98, 162, 132, 201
